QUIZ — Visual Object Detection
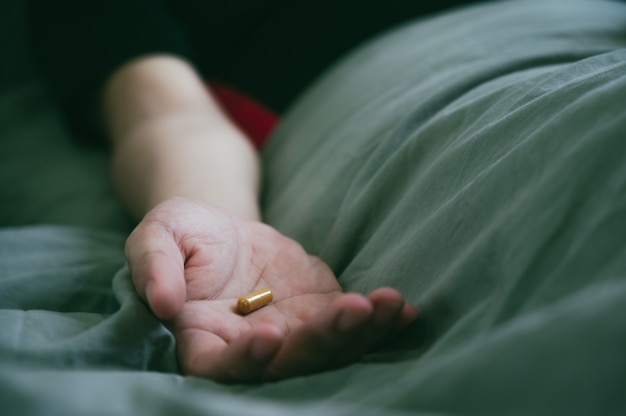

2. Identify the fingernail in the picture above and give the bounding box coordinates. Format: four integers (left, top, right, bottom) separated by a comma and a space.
145, 281, 156, 305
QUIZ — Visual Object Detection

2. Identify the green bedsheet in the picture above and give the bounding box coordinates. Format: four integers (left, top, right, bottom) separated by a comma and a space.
1, 0, 625, 414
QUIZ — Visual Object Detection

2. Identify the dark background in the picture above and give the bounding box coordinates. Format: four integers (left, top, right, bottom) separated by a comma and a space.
0, 0, 36, 91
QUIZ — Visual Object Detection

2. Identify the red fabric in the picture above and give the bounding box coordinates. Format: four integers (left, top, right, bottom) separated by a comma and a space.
208, 83, 280, 149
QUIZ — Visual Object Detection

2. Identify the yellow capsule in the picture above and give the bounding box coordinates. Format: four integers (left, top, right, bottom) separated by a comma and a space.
237, 288, 273, 315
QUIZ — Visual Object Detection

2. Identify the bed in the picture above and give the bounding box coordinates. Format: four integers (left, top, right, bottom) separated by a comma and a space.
1, 0, 625, 414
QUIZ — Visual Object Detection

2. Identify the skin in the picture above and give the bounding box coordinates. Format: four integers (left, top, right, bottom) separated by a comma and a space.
103, 55, 418, 383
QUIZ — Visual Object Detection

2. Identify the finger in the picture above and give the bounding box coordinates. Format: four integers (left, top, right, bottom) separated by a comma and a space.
125, 222, 186, 319
325, 288, 418, 368
322, 289, 404, 367
266, 293, 373, 379
368, 287, 418, 330
397, 302, 419, 330
181, 325, 283, 383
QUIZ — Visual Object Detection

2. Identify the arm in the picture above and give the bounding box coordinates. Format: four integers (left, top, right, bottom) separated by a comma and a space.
102, 55, 418, 382
104, 55, 260, 221
29, 0, 416, 383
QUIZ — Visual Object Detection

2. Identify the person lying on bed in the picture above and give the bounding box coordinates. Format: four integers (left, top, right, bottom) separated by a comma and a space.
28, 0, 477, 382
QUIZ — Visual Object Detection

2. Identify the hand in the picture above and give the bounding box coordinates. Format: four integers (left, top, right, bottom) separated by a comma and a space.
125, 198, 418, 382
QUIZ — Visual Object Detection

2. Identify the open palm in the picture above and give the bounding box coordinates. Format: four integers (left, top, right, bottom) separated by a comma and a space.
125, 198, 417, 382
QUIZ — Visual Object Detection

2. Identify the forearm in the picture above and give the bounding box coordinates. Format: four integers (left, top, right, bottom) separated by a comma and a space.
103, 55, 261, 221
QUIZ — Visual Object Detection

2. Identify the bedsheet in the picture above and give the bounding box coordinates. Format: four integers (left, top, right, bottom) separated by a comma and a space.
2, 0, 626, 415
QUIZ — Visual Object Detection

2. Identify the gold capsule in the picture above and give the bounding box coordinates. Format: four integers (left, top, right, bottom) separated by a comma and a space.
237, 288, 273, 315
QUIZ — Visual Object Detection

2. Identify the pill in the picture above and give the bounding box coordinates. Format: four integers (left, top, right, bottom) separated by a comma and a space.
237, 288, 273, 315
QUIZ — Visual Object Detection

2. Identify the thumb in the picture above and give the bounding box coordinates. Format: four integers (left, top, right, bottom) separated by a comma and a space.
125, 221, 186, 319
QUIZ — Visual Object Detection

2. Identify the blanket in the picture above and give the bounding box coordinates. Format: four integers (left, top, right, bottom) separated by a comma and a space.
1, 0, 625, 414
